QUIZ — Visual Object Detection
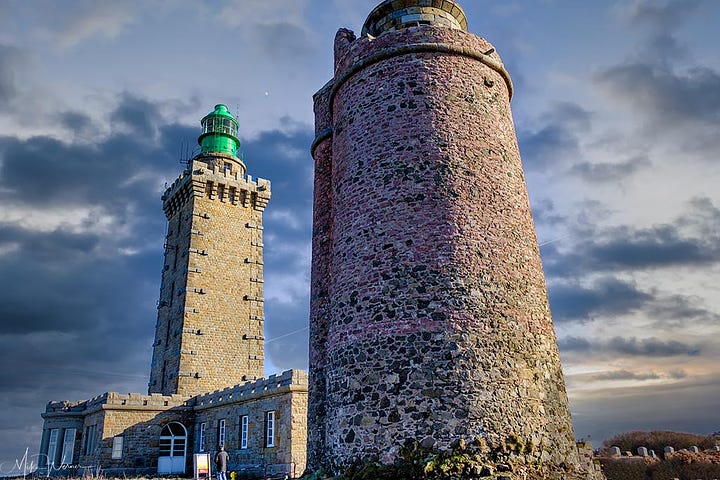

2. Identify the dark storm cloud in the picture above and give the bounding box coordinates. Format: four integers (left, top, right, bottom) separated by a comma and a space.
110, 93, 164, 136
543, 198, 720, 277
550, 279, 719, 328
544, 200, 720, 325
243, 124, 314, 242
580, 225, 714, 269
533, 199, 567, 227
596, 62, 720, 128
647, 294, 720, 328
0, 95, 190, 212
559, 335, 701, 358
0, 93, 208, 462
56, 110, 95, 133
558, 336, 591, 352
608, 337, 701, 357
569, 155, 651, 183
519, 125, 579, 172
549, 277, 652, 323
518, 102, 592, 172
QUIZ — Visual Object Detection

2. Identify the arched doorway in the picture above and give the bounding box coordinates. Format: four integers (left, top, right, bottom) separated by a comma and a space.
158, 422, 187, 475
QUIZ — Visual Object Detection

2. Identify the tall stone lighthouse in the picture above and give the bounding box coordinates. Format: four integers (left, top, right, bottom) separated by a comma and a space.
149, 105, 270, 396
309, 1, 597, 478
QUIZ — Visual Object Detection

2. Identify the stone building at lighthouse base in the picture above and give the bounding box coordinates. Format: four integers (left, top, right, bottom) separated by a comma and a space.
39, 371, 308, 478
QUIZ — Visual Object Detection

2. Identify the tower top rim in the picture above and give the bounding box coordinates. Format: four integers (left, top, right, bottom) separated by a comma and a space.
362, 0, 468, 37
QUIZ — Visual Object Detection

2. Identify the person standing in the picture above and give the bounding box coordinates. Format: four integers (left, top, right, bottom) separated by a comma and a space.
214, 445, 229, 480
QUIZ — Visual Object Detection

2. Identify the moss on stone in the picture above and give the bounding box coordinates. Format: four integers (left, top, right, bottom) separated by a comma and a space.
301, 435, 551, 479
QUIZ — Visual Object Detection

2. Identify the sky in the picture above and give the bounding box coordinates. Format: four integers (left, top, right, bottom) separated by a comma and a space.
0, 0, 719, 468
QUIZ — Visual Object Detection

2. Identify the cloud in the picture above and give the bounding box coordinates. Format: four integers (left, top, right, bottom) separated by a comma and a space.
518, 102, 594, 172
590, 370, 661, 381
608, 337, 701, 357
549, 277, 652, 323
37, 0, 138, 49
110, 93, 164, 137
559, 335, 701, 358
252, 22, 316, 61
543, 198, 720, 277
647, 294, 720, 328
595, 1, 720, 156
569, 155, 651, 183
596, 62, 720, 128
616, 0, 706, 33
0, 44, 23, 106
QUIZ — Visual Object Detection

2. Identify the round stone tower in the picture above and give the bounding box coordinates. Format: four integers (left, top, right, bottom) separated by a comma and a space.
309, 1, 600, 478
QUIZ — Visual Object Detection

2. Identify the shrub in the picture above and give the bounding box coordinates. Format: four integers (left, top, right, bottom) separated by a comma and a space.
600, 458, 648, 480
602, 430, 716, 455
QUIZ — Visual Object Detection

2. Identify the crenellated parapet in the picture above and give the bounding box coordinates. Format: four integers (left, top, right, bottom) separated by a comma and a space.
43, 392, 191, 419
102, 392, 190, 409
194, 369, 308, 410
162, 156, 271, 219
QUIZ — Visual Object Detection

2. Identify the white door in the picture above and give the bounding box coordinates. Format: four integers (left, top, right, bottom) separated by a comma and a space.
158, 423, 187, 475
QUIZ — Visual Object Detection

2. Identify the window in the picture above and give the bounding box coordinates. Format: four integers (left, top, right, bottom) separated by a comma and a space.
265, 411, 275, 448
224, 163, 232, 172
46, 429, 59, 467
240, 416, 248, 449
83, 425, 96, 455
60, 428, 76, 465
199, 423, 206, 452
111, 437, 123, 460
218, 419, 226, 446
218, 184, 225, 201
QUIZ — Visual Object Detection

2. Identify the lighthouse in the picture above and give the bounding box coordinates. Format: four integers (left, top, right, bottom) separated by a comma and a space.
149, 105, 271, 396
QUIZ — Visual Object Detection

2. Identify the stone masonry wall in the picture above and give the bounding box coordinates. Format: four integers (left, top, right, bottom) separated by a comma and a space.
308, 79, 334, 470
194, 370, 308, 478
150, 154, 271, 396
309, 16, 597, 479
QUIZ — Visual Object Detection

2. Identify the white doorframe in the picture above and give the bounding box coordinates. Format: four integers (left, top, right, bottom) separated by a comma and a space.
157, 422, 187, 475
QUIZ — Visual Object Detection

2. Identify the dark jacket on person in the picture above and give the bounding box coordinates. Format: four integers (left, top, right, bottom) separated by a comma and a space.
215, 450, 229, 472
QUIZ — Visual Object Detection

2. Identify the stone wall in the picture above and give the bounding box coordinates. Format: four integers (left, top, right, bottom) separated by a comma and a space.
309, 4, 599, 478
194, 370, 308, 478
